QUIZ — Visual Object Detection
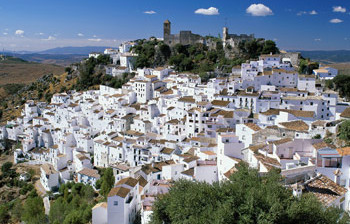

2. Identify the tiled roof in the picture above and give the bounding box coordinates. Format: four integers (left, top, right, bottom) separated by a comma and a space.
254, 153, 281, 171
244, 123, 261, 131
138, 176, 148, 188
178, 96, 195, 103
211, 100, 230, 107
261, 109, 314, 118
181, 168, 194, 177
116, 177, 138, 188
312, 141, 335, 150
304, 174, 347, 206
340, 107, 350, 118
279, 120, 309, 131
41, 163, 57, 175
108, 187, 130, 198
336, 147, 350, 156
78, 168, 100, 179
161, 147, 175, 155
92, 202, 107, 210
273, 138, 293, 146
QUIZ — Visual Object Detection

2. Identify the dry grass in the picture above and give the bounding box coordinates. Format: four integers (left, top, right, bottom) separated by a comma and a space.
0, 63, 64, 85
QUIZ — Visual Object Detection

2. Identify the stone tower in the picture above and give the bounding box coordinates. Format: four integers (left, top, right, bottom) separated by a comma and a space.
223, 27, 228, 41
163, 19, 171, 38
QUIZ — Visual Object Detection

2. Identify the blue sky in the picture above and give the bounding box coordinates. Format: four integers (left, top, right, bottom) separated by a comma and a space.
0, 0, 349, 51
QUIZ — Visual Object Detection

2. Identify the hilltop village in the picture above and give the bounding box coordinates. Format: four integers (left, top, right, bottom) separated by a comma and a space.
1, 21, 349, 224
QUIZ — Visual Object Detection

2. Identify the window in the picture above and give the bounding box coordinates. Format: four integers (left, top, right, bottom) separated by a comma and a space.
114, 201, 118, 206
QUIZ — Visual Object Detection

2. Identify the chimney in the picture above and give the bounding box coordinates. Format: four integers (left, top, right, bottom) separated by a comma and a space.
334, 169, 342, 185
292, 183, 303, 198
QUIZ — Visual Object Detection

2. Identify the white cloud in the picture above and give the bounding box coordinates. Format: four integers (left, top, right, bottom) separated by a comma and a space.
93, 35, 97, 38
42, 36, 56, 41
194, 7, 219, 16
314, 38, 321, 41
246, 4, 273, 16
3, 32, 8, 35
88, 38, 102, 42
297, 11, 307, 16
330, 18, 343, 23
144, 10, 156, 14
333, 6, 346, 13
298, 10, 317, 16
310, 10, 318, 15
77, 33, 84, 37
15, 30, 24, 37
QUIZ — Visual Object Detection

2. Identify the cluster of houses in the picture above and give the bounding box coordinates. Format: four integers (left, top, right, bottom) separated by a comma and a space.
89, 41, 139, 77
1, 42, 350, 224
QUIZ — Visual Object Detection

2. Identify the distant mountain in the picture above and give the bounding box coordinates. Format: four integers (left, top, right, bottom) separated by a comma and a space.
298, 50, 350, 64
38, 46, 111, 55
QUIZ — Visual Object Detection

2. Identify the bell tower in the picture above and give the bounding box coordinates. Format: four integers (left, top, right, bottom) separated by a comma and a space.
163, 19, 171, 38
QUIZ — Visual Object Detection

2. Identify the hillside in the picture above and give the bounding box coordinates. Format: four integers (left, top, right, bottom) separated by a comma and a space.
0, 57, 64, 85
299, 50, 350, 64
38, 46, 110, 54
0, 55, 133, 124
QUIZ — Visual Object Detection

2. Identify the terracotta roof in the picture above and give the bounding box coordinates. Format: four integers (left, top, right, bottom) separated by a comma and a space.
138, 176, 148, 187
108, 187, 130, 198
304, 174, 347, 206
312, 120, 327, 127
336, 147, 350, 156
244, 123, 261, 131
92, 202, 107, 210
78, 168, 100, 179
116, 177, 138, 188
161, 147, 175, 155
183, 156, 199, 163
312, 141, 335, 150
76, 153, 90, 161
178, 96, 195, 103
181, 168, 194, 177
249, 144, 268, 152
340, 107, 350, 118
224, 166, 238, 179
41, 163, 57, 175
279, 120, 309, 132
254, 153, 281, 171
273, 138, 293, 146
211, 100, 230, 107
261, 109, 314, 118
201, 151, 216, 156
280, 109, 314, 118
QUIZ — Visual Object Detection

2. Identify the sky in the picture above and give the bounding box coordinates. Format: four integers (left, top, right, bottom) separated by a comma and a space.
0, 0, 350, 51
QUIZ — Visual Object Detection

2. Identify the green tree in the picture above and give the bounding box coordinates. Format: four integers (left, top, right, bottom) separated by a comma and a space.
151, 163, 349, 224
100, 168, 115, 197
338, 120, 350, 141
21, 196, 46, 224
49, 197, 66, 223
333, 75, 350, 100
262, 40, 279, 54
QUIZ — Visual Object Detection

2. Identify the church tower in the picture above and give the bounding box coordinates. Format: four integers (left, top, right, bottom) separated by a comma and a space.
163, 19, 171, 38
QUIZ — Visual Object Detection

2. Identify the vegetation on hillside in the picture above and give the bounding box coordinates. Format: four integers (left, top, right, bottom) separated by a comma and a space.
151, 163, 349, 224
298, 58, 319, 75
49, 182, 96, 224
132, 38, 279, 82
325, 75, 350, 100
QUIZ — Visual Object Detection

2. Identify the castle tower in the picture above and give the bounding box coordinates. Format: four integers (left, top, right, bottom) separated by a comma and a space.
164, 19, 171, 38
223, 27, 228, 41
